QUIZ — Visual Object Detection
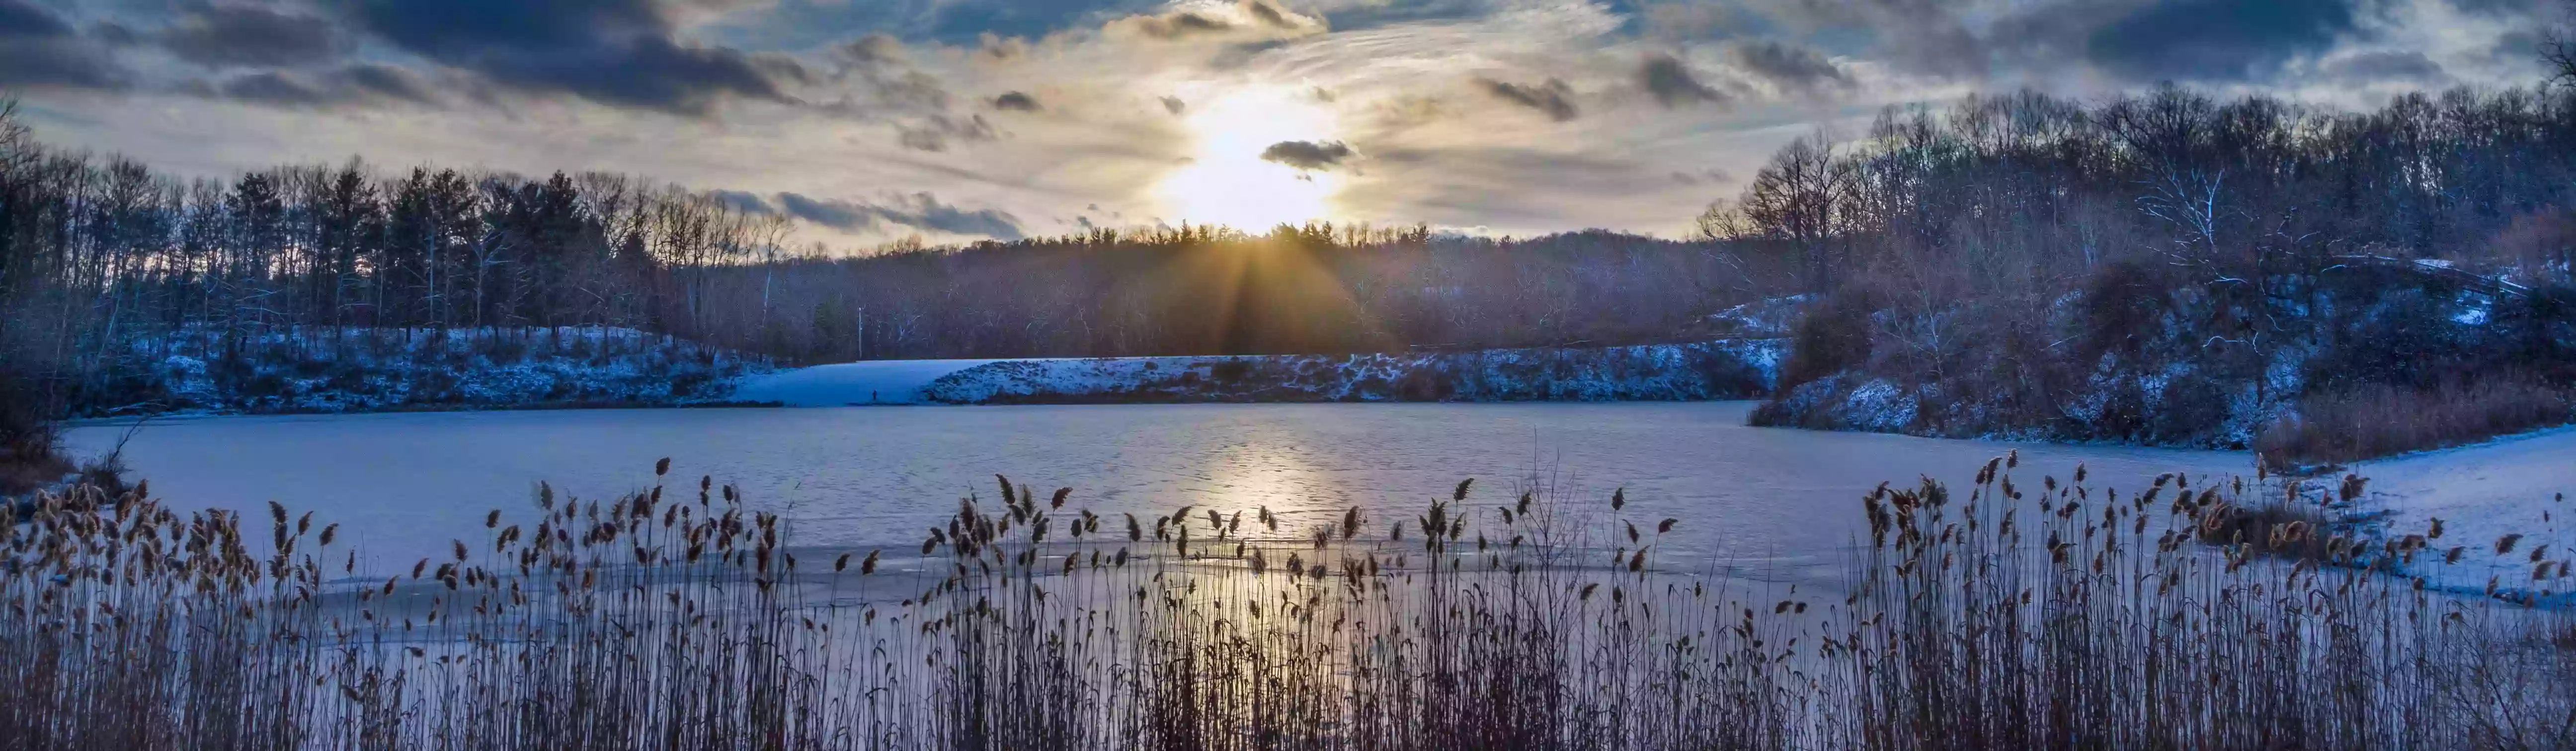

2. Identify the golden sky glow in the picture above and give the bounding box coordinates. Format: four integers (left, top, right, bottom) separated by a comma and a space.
1155, 85, 1346, 230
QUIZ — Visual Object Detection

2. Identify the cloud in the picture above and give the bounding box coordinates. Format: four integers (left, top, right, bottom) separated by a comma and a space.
895, 113, 997, 152
2321, 49, 2451, 84
991, 90, 1042, 111
1478, 78, 1576, 121
1125, 8, 1229, 39
835, 32, 907, 71
0, 0, 75, 38
194, 64, 440, 108
1104, 0, 1323, 43
0, 0, 132, 90
710, 189, 776, 215
776, 191, 1026, 240
345, 0, 805, 115
2086, 0, 2360, 82
1671, 168, 1731, 186
1724, 41, 1852, 96
979, 32, 1030, 60
160, 2, 348, 69
1639, 53, 1726, 108
1241, 0, 1303, 29
1160, 95, 1186, 115
1259, 140, 1354, 170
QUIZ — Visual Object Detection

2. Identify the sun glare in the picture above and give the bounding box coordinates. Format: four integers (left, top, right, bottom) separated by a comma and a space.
1156, 86, 1344, 231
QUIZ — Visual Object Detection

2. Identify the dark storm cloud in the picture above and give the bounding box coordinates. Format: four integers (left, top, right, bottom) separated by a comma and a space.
1725, 41, 1851, 94
1639, 54, 1726, 108
1259, 140, 1354, 171
1478, 78, 1577, 122
0, 0, 132, 90
2086, 0, 2360, 82
775, 191, 1026, 240
990, 91, 1041, 111
161, 2, 349, 69
345, 0, 805, 115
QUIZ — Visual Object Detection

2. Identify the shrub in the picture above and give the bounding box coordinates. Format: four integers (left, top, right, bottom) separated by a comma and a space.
1777, 289, 1875, 390
0, 360, 68, 497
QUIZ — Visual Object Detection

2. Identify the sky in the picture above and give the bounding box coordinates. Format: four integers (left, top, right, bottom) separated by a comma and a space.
0, 0, 2564, 248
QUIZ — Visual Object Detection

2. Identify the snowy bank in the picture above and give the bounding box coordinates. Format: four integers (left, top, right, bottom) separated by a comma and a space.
86, 326, 769, 416
918, 340, 1783, 405
730, 359, 1031, 406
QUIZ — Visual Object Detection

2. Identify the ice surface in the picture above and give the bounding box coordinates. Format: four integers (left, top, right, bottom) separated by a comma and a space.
63, 403, 2254, 592
2338, 425, 2576, 593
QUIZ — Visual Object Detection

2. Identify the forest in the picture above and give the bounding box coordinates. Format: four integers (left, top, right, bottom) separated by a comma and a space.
5, 63, 2576, 466
1720, 82, 2576, 458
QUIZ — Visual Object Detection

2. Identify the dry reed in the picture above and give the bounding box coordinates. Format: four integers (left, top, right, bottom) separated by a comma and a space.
3, 455, 2572, 750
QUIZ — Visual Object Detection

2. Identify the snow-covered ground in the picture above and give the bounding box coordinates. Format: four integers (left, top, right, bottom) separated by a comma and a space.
2343, 425, 2576, 594
88, 326, 767, 416
729, 358, 1029, 405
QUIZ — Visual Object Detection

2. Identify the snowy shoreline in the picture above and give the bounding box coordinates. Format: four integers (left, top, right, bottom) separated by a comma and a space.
733, 339, 1785, 407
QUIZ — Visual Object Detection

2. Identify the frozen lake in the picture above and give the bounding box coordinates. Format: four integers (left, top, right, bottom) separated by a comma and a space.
65, 402, 2254, 588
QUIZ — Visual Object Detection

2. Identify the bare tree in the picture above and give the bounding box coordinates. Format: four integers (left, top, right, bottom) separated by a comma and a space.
2549, 0, 2576, 88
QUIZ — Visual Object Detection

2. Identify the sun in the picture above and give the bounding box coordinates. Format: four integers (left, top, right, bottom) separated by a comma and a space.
1155, 85, 1344, 231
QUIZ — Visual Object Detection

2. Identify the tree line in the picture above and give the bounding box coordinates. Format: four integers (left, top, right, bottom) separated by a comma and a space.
8, 73, 2576, 444
1704, 81, 2576, 447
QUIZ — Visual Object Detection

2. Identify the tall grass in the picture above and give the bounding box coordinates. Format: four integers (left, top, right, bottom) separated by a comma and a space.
4, 455, 2572, 750
2255, 373, 2574, 469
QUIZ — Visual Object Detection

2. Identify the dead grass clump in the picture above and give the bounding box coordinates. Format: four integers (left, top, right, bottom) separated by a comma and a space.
2256, 372, 2573, 469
